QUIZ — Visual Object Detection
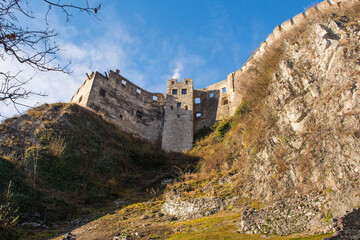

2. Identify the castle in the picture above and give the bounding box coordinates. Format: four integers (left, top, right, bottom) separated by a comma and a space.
70, 69, 240, 152
70, 0, 352, 152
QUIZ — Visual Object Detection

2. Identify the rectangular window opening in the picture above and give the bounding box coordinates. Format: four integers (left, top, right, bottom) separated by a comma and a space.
172, 89, 178, 95
153, 95, 158, 101
78, 96, 83, 103
185, 105, 188, 110
99, 89, 106, 97
121, 79, 126, 85
170, 106, 174, 110
177, 102, 181, 108
181, 89, 187, 95
196, 112, 202, 118
222, 87, 227, 93
119, 114, 123, 119
195, 98, 201, 104
136, 110, 142, 119
210, 92, 214, 98
171, 81, 174, 85
223, 99, 229, 105
185, 80, 189, 84
136, 89, 141, 94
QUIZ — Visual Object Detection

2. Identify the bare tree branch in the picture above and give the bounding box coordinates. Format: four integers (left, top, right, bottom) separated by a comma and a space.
0, 0, 101, 117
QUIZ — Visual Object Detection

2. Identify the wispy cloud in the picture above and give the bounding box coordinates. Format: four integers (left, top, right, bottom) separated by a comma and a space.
172, 62, 183, 79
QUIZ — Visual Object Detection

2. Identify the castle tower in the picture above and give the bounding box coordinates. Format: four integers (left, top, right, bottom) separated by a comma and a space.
161, 78, 194, 152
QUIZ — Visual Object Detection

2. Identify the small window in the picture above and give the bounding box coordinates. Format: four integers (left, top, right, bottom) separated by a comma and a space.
171, 81, 174, 85
185, 105, 188, 110
122, 79, 126, 85
196, 112, 202, 117
210, 93, 214, 98
222, 87, 227, 93
195, 98, 201, 104
182, 89, 187, 95
136, 89, 141, 94
177, 115, 180, 118
99, 89, 106, 97
172, 89, 178, 95
78, 96, 83, 103
153, 95, 158, 101
177, 102, 181, 108
185, 80, 189, 84
119, 114, 123, 119
136, 111, 142, 119
223, 99, 229, 105
170, 106, 174, 110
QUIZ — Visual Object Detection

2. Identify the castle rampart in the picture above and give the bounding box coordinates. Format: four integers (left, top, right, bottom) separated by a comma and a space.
71, 70, 166, 143
162, 79, 194, 152
71, 0, 358, 152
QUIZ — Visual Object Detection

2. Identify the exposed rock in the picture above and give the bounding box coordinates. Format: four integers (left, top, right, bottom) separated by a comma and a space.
238, 193, 333, 235
237, 8, 360, 237
161, 190, 238, 219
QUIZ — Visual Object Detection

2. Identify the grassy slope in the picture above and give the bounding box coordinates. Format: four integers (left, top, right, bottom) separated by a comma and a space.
51, 199, 332, 240
0, 103, 197, 239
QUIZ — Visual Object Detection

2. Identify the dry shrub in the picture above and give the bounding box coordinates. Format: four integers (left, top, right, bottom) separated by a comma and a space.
48, 136, 66, 157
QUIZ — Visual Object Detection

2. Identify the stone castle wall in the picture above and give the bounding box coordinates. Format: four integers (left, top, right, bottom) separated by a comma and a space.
162, 79, 194, 152
71, 70, 166, 143
71, 0, 357, 152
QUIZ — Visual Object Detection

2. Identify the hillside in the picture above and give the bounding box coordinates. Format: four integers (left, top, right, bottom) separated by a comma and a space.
1, 0, 360, 240
0, 103, 197, 239
162, 0, 360, 238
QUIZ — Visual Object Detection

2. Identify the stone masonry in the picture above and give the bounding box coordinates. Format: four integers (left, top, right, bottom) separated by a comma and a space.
71, 69, 238, 152
71, 0, 356, 152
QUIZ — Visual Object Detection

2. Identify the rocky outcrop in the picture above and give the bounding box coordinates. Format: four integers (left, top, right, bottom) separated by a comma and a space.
161, 190, 238, 219
238, 193, 333, 235
163, 0, 360, 237
237, 3, 360, 237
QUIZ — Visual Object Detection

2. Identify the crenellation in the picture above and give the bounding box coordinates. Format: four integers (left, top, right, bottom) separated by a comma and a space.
70, 0, 359, 152
272, 25, 283, 38
317, 0, 332, 11
305, 6, 320, 18
293, 12, 307, 25
281, 19, 294, 31
266, 33, 276, 45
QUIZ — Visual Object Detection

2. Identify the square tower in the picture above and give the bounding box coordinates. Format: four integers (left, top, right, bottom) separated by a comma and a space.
161, 78, 194, 152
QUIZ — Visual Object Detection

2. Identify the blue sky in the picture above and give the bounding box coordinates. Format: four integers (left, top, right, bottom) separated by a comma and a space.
1, 0, 319, 117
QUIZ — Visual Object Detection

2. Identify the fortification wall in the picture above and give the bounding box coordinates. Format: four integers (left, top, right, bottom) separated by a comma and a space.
233, 0, 357, 74
193, 79, 229, 132
222, 0, 358, 118
72, 70, 166, 143
162, 79, 194, 152
71, 72, 96, 107
70, 0, 358, 152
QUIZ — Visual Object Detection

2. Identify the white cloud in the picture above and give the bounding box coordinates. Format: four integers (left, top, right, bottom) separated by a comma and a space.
0, 14, 140, 118
172, 62, 183, 79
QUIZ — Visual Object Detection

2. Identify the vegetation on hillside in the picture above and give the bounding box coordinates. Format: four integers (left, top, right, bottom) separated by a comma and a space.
0, 103, 198, 238
170, 2, 360, 202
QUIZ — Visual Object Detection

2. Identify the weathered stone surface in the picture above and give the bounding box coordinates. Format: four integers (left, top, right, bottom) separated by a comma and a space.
238, 194, 332, 235
162, 79, 194, 152
161, 191, 238, 219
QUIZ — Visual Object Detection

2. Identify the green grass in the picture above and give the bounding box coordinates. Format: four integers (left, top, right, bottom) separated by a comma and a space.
166, 213, 332, 240
0, 103, 198, 238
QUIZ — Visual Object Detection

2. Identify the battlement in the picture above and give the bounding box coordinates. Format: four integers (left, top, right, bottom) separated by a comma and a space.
70, 0, 358, 152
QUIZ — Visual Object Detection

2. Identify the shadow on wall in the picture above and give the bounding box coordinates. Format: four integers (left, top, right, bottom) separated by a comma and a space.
162, 94, 195, 152
325, 208, 360, 240
194, 89, 221, 133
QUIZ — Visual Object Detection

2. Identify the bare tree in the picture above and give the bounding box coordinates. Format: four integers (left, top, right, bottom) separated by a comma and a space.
0, 0, 101, 116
